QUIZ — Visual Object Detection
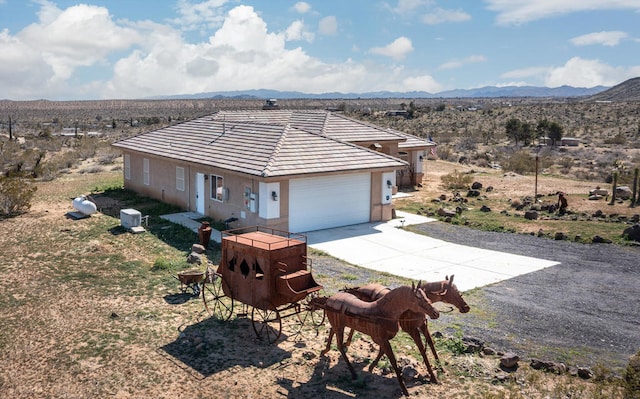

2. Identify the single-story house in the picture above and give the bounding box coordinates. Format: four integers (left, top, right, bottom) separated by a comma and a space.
112, 109, 435, 232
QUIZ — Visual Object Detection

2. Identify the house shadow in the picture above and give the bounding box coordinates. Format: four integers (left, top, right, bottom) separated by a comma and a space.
159, 316, 291, 379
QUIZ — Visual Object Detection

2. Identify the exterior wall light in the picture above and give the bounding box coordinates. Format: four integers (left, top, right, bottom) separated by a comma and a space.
271, 191, 278, 201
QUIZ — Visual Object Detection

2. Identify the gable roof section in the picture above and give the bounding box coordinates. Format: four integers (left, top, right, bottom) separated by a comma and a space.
211, 110, 405, 143
112, 115, 406, 178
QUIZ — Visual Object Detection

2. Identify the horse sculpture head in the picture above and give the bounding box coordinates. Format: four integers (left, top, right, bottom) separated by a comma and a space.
411, 282, 440, 320
420, 275, 470, 313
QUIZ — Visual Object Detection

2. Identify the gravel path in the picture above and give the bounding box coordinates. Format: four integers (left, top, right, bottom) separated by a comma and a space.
407, 222, 640, 372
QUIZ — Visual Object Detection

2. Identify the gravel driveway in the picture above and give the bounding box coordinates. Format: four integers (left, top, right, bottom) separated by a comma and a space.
406, 222, 640, 372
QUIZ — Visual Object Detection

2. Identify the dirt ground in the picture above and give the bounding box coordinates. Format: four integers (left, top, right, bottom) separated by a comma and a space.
0, 167, 633, 399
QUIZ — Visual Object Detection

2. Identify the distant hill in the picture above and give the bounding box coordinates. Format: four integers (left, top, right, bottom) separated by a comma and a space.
151, 85, 608, 101
585, 77, 640, 102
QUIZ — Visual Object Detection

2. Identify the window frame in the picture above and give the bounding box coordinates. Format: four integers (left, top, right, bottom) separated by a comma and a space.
210, 174, 224, 202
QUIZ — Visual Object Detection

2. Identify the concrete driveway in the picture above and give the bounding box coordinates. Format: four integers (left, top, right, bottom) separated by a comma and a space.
160, 210, 559, 292
306, 211, 559, 292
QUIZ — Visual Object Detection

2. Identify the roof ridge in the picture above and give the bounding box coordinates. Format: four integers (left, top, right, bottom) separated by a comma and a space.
261, 124, 289, 177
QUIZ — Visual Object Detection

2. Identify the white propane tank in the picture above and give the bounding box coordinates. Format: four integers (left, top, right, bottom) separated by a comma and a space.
72, 196, 97, 215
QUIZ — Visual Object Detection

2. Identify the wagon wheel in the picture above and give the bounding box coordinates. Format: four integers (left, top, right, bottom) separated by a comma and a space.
202, 274, 234, 321
292, 294, 326, 339
251, 304, 282, 344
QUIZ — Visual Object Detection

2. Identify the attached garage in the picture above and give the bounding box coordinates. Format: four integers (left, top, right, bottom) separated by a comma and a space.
289, 173, 371, 232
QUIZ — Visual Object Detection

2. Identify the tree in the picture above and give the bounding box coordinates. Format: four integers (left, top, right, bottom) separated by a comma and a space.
548, 121, 564, 146
521, 122, 534, 146
505, 118, 522, 145
535, 119, 550, 144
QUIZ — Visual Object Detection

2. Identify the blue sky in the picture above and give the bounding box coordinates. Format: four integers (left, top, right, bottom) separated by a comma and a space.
1, 0, 639, 100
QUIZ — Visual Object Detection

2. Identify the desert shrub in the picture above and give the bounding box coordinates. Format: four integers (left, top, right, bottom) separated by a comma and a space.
0, 176, 37, 217
502, 150, 535, 174
441, 169, 473, 189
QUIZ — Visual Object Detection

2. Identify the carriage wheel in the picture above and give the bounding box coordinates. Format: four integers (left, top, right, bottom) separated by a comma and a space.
251, 305, 282, 344
303, 292, 326, 328
202, 274, 234, 321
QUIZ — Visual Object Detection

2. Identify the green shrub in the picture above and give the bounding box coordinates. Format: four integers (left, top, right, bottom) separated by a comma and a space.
440, 169, 473, 189
0, 176, 37, 217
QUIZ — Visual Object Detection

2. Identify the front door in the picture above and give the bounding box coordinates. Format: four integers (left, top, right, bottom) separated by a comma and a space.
195, 173, 205, 215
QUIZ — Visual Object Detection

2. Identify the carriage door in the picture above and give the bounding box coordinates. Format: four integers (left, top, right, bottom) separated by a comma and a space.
195, 173, 205, 215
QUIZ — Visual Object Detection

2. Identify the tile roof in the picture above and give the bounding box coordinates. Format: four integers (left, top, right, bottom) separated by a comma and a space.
112, 115, 407, 178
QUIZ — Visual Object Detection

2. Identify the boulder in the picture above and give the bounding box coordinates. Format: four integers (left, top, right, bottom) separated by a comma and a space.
554, 232, 566, 241
524, 210, 539, 220
616, 186, 633, 200
590, 188, 608, 196
471, 181, 483, 190
467, 189, 481, 197
500, 353, 519, 369
480, 205, 491, 212
191, 243, 206, 254
592, 235, 612, 244
623, 224, 640, 242
437, 208, 457, 217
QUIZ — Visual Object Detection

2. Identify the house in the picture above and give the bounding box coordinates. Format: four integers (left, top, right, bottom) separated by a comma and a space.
112, 110, 435, 232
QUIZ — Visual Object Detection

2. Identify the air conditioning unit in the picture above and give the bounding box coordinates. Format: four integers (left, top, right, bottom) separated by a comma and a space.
120, 208, 142, 229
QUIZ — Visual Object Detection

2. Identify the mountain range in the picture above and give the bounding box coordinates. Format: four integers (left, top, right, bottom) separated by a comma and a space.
152, 85, 609, 101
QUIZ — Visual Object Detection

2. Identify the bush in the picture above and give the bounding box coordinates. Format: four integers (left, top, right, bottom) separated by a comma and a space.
0, 176, 37, 217
441, 169, 473, 190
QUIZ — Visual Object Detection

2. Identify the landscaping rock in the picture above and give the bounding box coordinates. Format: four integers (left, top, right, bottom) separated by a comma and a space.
471, 181, 483, 190
592, 235, 612, 244
467, 189, 481, 197
524, 210, 538, 220
616, 186, 633, 200
625, 350, 640, 399
500, 353, 519, 369
438, 208, 457, 217
578, 367, 593, 380
480, 205, 491, 212
191, 243, 206, 254
622, 224, 640, 242
187, 252, 203, 264
554, 232, 566, 241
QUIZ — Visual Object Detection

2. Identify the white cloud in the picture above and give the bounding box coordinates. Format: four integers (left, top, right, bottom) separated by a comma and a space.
439, 55, 486, 70
293, 2, 311, 14
389, 0, 431, 15
0, 2, 446, 100
485, 0, 640, 25
318, 16, 337, 36
172, 0, 229, 31
422, 7, 471, 24
544, 57, 640, 87
369, 36, 414, 60
501, 66, 551, 80
402, 74, 443, 92
285, 20, 314, 42
570, 31, 628, 46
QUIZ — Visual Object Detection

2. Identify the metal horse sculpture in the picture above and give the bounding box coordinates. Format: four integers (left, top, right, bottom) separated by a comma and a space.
343, 275, 470, 382
314, 283, 439, 397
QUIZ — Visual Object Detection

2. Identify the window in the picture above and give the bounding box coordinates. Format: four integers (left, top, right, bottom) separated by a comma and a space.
143, 158, 150, 186
210, 174, 224, 202
176, 167, 185, 191
124, 154, 131, 180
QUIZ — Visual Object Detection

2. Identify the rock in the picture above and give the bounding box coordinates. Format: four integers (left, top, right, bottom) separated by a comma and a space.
615, 186, 633, 200
471, 181, 483, 190
480, 205, 491, 212
625, 350, 640, 398
467, 189, 481, 197
593, 210, 605, 218
590, 188, 608, 196
483, 347, 497, 356
463, 336, 484, 353
187, 252, 203, 264
486, 186, 494, 192
578, 367, 593, 379
592, 235, 612, 244
524, 210, 539, 220
623, 224, 640, 242
500, 353, 519, 369
439, 194, 447, 201
589, 195, 604, 201
554, 232, 566, 241
530, 358, 566, 374
438, 208, 457, 217
191, 243, 206, 254
537, 229, 545, 237
401, 365, 419, 380
493, 371, 510, 383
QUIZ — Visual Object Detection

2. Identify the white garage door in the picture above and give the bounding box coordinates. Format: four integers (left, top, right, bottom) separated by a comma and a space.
289, 173, 371, 232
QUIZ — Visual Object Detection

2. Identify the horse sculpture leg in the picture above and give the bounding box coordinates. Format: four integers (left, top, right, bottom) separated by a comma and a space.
420, 323, 445, 373
378, 339, 410, 397
334, 324, 357, 379
407, 325, 438, 383
320, 328, 335, 356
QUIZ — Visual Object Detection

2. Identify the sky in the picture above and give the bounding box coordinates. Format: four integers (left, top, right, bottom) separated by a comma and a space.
1, 0, 639, 101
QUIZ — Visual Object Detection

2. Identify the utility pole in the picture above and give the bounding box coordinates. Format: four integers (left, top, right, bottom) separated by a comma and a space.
9, 116, 12, 140
534, 145, 542, 202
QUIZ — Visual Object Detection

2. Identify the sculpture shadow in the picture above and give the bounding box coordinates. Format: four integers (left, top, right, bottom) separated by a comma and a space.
159, 315, 291, 379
